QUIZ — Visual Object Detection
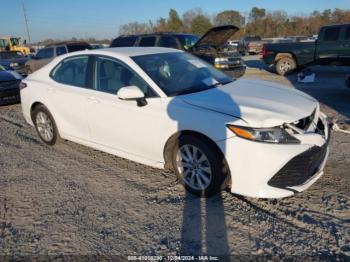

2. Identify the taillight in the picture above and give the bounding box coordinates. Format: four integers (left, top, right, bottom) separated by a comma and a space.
19, 81, 27, 90
261, 45, 266, 59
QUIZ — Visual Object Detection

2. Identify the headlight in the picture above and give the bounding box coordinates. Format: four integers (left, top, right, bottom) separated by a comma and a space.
227, 125, 300, 144
215, 57, 229, 63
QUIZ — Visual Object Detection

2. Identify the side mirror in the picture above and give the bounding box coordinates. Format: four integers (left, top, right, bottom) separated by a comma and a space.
117, 85, 147, 106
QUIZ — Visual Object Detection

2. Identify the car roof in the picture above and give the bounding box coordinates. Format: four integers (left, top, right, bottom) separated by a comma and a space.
117, 32, 197, 38
61, 47, 182, 58
45, 41, 90, 47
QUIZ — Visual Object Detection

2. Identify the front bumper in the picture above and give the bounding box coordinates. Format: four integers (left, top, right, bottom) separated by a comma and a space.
217, 114, 330, 198
221, 65, 246, 79
0, 81, 21, 105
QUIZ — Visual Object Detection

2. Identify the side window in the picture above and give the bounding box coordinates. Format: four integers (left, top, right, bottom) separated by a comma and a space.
139, 37, 156, 47
111, 36, 137, 47
159, 36, 179, 49
94, 56, 157, 97
56, 46, 67, 56
51, 56, 89, 87
323, 28, 340, 41
36, 48, 54, 59
345, 26, 350, 41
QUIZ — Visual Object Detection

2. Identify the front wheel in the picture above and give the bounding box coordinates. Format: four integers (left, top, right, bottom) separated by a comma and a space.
171, 135, 230, 197
275, 56, 296, 75
32, 105, 60, 145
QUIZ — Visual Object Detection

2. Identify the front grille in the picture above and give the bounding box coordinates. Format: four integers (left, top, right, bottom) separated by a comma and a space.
268, 143, 328, 188
0, 80, 20, 89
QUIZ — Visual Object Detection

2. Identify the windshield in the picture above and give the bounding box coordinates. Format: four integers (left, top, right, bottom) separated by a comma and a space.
177, 35, 199, 50
0, 65, 5, 71
132, 52, 233, 96
10, 38, 20, 46
0, 51, 24, 59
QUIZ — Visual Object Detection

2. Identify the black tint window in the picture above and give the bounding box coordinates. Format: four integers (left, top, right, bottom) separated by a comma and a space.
111, 36, 137, 47
94, 56, 156, 97
36, 48, 54, 59
56, 46, 67, 56
345, 27, 350, 40
159, 36, 179, 49
323, 28, 340, 41
139, 37, 156, 47
51, 56, 89, 87
67, 44, 91, 52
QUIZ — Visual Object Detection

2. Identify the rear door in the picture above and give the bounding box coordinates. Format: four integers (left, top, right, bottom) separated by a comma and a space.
316, 26, 341, 65
339, 25, 350, 65
48, 55, 91, 140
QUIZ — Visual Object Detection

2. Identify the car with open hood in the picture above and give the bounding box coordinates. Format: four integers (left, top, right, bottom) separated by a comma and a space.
20, 47, 330, 198
0, 51, 29, 76
110, 25, 246, 78
0, 65, 22, 105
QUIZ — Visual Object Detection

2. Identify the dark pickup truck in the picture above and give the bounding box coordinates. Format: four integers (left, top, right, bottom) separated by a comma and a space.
262, 24, 350, 75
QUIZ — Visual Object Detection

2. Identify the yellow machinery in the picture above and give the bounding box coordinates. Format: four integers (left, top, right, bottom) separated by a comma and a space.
0, 36, 31, 55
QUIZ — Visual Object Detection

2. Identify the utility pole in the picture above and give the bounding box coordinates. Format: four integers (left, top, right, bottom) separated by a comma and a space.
21, 0, 31, 43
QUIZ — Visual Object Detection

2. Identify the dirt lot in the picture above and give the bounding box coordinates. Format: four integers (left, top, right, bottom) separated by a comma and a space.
0, 58, 349, 260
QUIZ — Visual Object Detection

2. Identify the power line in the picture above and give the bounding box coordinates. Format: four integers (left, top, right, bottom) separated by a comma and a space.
21, 0, 31, 43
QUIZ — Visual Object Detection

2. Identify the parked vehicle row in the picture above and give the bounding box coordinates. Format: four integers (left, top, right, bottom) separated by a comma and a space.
110, 25, 246, 79
20, 47, 330, 198
262, 23, 350, 75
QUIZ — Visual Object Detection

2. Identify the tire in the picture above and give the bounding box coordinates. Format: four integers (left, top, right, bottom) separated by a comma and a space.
31, 104, 60, 146
275, 56, 296, 76
171, 135, 230, 197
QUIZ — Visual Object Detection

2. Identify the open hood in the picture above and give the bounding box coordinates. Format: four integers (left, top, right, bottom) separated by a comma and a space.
192, 25, 239, 49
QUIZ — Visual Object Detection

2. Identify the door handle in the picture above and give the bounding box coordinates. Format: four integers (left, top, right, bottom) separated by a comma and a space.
343, 43, 349, 47
87, 97, 100, 104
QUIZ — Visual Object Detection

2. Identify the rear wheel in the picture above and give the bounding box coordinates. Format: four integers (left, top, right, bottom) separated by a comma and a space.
275, 56, 296, 75
32, 105, 60, 145
171, 135, 230, 197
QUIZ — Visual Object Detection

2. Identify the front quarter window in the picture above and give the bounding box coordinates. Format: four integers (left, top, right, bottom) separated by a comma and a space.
132, 52, 232, 96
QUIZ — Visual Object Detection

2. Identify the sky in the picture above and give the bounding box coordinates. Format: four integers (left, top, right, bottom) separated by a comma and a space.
1, 0, 349, 42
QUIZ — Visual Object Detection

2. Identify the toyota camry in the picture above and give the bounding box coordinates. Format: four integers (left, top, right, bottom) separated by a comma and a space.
20, 47, 330, 198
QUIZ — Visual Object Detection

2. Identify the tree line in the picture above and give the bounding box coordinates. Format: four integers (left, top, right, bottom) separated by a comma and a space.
119, 7, 350, 38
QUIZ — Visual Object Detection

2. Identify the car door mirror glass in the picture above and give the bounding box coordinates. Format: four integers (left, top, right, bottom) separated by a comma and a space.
117, 85, 145, 100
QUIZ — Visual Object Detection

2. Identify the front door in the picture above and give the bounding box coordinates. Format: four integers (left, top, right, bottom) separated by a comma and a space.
85, 55, 164, 161
317, 27, 341, 65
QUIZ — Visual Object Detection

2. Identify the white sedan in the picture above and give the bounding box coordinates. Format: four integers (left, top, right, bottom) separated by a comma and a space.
20, 47, 330, 198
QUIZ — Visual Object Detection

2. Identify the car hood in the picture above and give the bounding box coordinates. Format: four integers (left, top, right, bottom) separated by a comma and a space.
192, 25, 239, 49
0, 70, 22, 82
0, 57, 28, 65
180, 78, 318, 127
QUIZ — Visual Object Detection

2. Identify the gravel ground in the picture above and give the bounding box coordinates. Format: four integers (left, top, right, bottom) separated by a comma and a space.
0, 59, 349, 260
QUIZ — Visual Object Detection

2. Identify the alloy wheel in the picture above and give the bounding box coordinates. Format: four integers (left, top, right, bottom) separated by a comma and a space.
35, 111, 54, 142
176, 144, 212, 190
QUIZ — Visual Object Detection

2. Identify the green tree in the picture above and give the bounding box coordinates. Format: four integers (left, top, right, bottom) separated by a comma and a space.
249, 7, 266, 22
190, 14, 212, 35
214, 10, 245, 27
168, 9, 183, 32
